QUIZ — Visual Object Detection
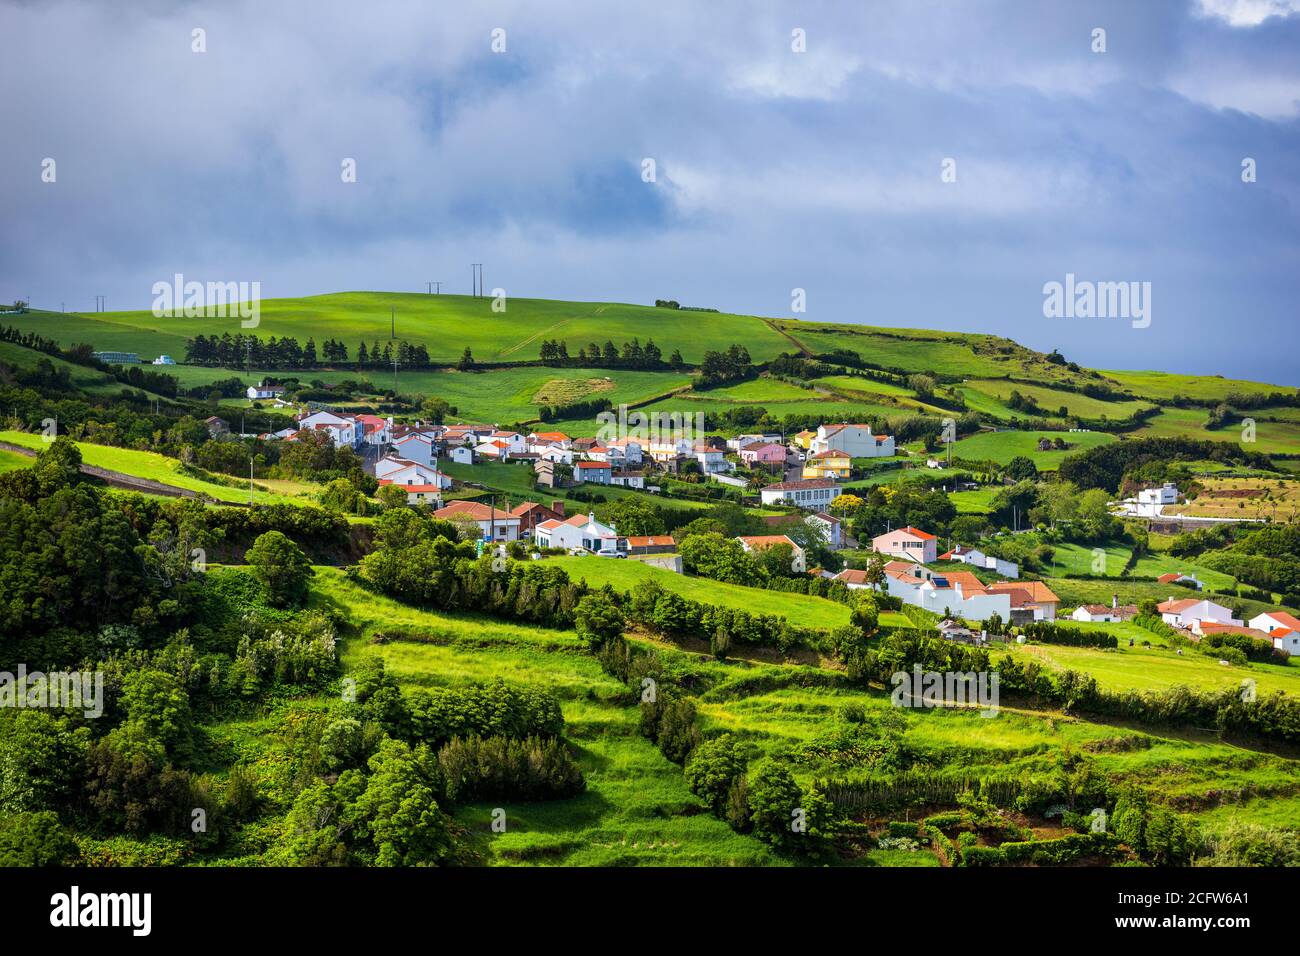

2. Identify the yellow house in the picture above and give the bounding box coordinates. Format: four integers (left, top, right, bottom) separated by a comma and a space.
802, 449, 851, 480
793, 430, 817, 450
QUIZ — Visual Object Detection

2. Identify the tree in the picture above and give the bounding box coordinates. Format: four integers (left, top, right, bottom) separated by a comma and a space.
348, 739, 457, 866
684, 734, 746, 814
457, 348, 475, 371
596, 497, 666, 536
33, 436, 82, 492
420, 397, 455, 424
1004, 456, 1038, 482
908, 374, 937, 401
0, 811, 80, 866
246, 530, 315, 607
678, 532, 764, 585
376, 484, 410, 510
746, 758, 804, 851
573, 590, 625, 648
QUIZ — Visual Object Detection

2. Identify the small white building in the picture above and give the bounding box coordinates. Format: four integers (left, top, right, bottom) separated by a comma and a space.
248, 383, 286, 401
152, 354, 176, 365
806, 512, 842, 549
448, 445, 474, 465
535, 513, 620, 555
939, 544, 1019, 579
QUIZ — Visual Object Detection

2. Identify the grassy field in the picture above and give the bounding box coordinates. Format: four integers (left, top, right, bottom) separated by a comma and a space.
960, 379, 1155, 421
168, 362, 691, 428
543, 554, 899, 631
1002, 639, 1300, 697
1132, 406, 1300, 456
7, 295, 794, 366
1101, 369, 1297, 403
776, 321, 1103, 386
300, 568, 1300, 864
0, 430, 311, 505
945, 429, 1115, 468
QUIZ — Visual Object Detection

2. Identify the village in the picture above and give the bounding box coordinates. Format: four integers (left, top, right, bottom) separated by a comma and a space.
199, 386, 1300, 663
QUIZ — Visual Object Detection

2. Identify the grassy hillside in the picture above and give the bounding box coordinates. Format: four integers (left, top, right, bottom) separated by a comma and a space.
544, 555, 900, 631
0, 430, 311, 504
943, 429, 1116, 468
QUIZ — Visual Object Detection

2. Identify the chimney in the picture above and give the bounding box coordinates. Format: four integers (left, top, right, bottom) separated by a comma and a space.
552, 500, 565, 516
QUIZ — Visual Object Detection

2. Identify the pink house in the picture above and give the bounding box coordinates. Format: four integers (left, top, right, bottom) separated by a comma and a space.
871, 526, 937, 564
739, 441, 787, 467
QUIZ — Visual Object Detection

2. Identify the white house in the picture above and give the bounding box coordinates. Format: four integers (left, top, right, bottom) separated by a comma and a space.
378, 480, 443, 508
152, 354, 176, 365
737, 534, 806, 573
354, 414, 393, 447
810, 423, 895, 459
693, 443, 732, 475
605, 439, 644, 465
760, 478, 842, 510
938, 544, 1019, 579
611, 471, 645, 489
872, 527, 938, 564
1071, 602, 1139, 623
247, 382, 285, 401
881, 562, 1012, 622
375, 457, 452, 490
296, 410, 360, 449
1156, 571, 1202, 590
433, 500, 520, 542
1135, 482, 1179, 516
534, 512, 620, 555
1248, 611, 1300, 655
1159, 597, 1241, 632
448, 445, 474, 465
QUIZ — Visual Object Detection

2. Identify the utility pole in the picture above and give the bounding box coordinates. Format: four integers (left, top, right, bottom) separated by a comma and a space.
391, 306, 395, 340
249, 457, 255, 506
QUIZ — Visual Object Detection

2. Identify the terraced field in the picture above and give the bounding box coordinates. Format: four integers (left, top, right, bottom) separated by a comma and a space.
945, 429, 1116, 468
960, 379, 1155, 421
1132, 406, 1300, 456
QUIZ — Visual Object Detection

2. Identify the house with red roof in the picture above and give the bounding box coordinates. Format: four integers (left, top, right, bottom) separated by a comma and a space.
872, 526, 937, 564
574, 460, 612, 484
1159, 597, 1240, 632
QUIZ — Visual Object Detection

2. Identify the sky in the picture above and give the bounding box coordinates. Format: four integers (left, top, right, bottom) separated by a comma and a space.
2, 0, 1298, 384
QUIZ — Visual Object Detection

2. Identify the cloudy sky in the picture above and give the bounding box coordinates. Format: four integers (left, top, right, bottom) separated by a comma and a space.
2, 0, 1298, 383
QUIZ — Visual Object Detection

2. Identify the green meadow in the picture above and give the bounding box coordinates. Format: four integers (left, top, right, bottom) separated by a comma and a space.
946, 429, 1116, 468
0, 430, 310, 505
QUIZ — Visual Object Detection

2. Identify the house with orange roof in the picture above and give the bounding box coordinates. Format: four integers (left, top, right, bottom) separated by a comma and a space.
877, 560, 1013, 621
802, 449, 852, 480
1156, 571, 1202, 590
433, 500, 521, 542
872, 526, 937, 564
1247, 610, 1300, 655
1158, 597, 1240, 632
986, 580, 1060, 621
737, 534, 805, 573
625, 534, 676, 555
534, 512, 621, 555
